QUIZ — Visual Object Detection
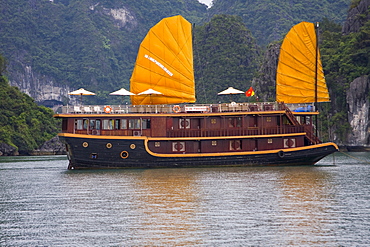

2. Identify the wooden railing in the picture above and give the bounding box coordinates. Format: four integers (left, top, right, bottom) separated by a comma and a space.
167, 126, 305, 138
60, 102, 295, 114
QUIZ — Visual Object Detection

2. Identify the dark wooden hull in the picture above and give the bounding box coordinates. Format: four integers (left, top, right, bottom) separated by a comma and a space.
59, 134, 338, 169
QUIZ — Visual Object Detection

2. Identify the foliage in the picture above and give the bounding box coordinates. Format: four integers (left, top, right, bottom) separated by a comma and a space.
0, 61, 58, 154
319, 16, 370, 143
194, 15, 260, 103
209, 0, 351, 46
0, 0, 207, 105
0, 55, 6, 76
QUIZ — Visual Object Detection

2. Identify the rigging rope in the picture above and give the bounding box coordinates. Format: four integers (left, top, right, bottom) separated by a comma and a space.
339, 150, 370, 164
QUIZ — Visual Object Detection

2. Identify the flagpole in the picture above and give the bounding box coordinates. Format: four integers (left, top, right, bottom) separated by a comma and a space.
314, 22, 319, 141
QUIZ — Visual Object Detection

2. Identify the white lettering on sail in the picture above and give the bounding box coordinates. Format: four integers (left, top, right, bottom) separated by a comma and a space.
144, 54, 173, 76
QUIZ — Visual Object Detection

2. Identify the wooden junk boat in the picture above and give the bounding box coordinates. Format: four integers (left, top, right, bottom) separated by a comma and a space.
54, 16, 338, 169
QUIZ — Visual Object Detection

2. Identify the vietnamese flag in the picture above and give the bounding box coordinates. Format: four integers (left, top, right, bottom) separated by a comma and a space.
245, 87, 255, 97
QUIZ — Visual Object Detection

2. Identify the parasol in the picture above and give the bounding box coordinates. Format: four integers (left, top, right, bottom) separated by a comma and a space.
68, 88, 95, 105
110, 88, 135, 103
137, 88, 163, 105
218, 87, 244, 102
109, 88, 136, 96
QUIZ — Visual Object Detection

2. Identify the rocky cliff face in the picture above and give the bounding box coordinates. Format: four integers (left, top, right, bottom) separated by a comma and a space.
252, 43, 280, 102
342, 0, 370, 34
346, 75, 370, 146
6, 5, 138, 106
8, 59, 71, 105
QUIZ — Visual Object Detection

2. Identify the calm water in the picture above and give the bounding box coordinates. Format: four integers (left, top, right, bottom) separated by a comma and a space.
1, 153, 370, 246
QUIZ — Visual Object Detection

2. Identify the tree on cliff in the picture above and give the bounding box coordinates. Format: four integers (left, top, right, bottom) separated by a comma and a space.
0, 55, 6, 76
0, 54, 58, 155
194, 15, 260, 103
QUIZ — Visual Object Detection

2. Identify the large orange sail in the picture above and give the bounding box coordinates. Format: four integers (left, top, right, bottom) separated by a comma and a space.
130, 15, 195, 105
276, 22, 330, 103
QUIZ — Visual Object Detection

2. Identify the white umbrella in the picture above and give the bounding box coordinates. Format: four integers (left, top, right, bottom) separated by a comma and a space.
109, 88, 135, 96
110, 88, 135, 103
137, 88, 163, 105
137, 88, 163, 95
218, 87, 244, 102
218, 87, 244, 95
68, 88, 95, 105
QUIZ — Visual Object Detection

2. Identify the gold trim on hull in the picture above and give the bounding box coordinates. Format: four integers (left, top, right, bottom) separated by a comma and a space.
58, 133, 338, 158
144, 142, 338, 158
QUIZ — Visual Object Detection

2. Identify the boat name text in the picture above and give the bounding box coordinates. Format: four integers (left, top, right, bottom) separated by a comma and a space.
144, 54, 173, 76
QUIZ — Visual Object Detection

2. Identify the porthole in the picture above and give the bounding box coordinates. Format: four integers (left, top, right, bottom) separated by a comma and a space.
82, 142, 89, 148
106, 143, 112, 149
130, 144, 136, 149
120, 151, 129, 159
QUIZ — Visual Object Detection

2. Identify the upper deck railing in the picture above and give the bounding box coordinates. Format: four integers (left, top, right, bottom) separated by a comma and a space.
60, 102, 315, 114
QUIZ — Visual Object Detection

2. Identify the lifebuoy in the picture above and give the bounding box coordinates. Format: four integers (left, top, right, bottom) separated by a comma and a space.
173, 105, 181, 113
278, 150, 285, 158
104, 105, 112, 113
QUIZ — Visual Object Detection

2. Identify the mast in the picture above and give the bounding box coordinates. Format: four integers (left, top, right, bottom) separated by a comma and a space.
315, 22, 319, 140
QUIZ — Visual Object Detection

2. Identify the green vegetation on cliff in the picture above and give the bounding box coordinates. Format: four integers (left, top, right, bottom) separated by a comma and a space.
318, 16, 370, 142
0, 0, 207, 105
194, 15, 260, 103
0, 55, 58, 154
209, 0, 350, 46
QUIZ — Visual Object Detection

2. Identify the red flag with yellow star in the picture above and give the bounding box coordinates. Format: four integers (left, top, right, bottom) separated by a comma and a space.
245, 87, 255, 97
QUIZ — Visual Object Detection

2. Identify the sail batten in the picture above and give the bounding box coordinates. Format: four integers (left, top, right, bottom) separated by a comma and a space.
276, 22, 330, 104
130, 15, 195, 105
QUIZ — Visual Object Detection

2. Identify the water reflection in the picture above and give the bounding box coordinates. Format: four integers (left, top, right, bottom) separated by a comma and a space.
278, 167, 335, 246
133, 169, 202, 246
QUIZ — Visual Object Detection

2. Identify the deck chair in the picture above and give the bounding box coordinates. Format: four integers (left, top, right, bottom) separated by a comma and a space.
93, 106, 102, 113
84, 106, 92, 113
73, 106, 82, 113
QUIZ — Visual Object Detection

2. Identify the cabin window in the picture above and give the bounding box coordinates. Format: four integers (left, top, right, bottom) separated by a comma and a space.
96, 120, 101, 130
121, 119, 127, 129
76, 119, 83, 130
103, 119, 114, 130
142, 119, 151, 129
83, 119, 89, 130
129, 119, 141, 129
90, 120, 96, 129
115, 119, 120, 130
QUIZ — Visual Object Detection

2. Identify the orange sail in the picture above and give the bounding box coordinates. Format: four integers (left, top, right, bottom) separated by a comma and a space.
276, 22, 330, 103
130, 15, 195, 105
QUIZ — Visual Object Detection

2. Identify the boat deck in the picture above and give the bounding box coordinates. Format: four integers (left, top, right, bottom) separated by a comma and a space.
60, 102, 315, 114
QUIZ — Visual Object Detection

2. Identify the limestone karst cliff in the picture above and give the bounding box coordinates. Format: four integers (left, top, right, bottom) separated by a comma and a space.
346, 76, 370, 147
342, 0, 370, 34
